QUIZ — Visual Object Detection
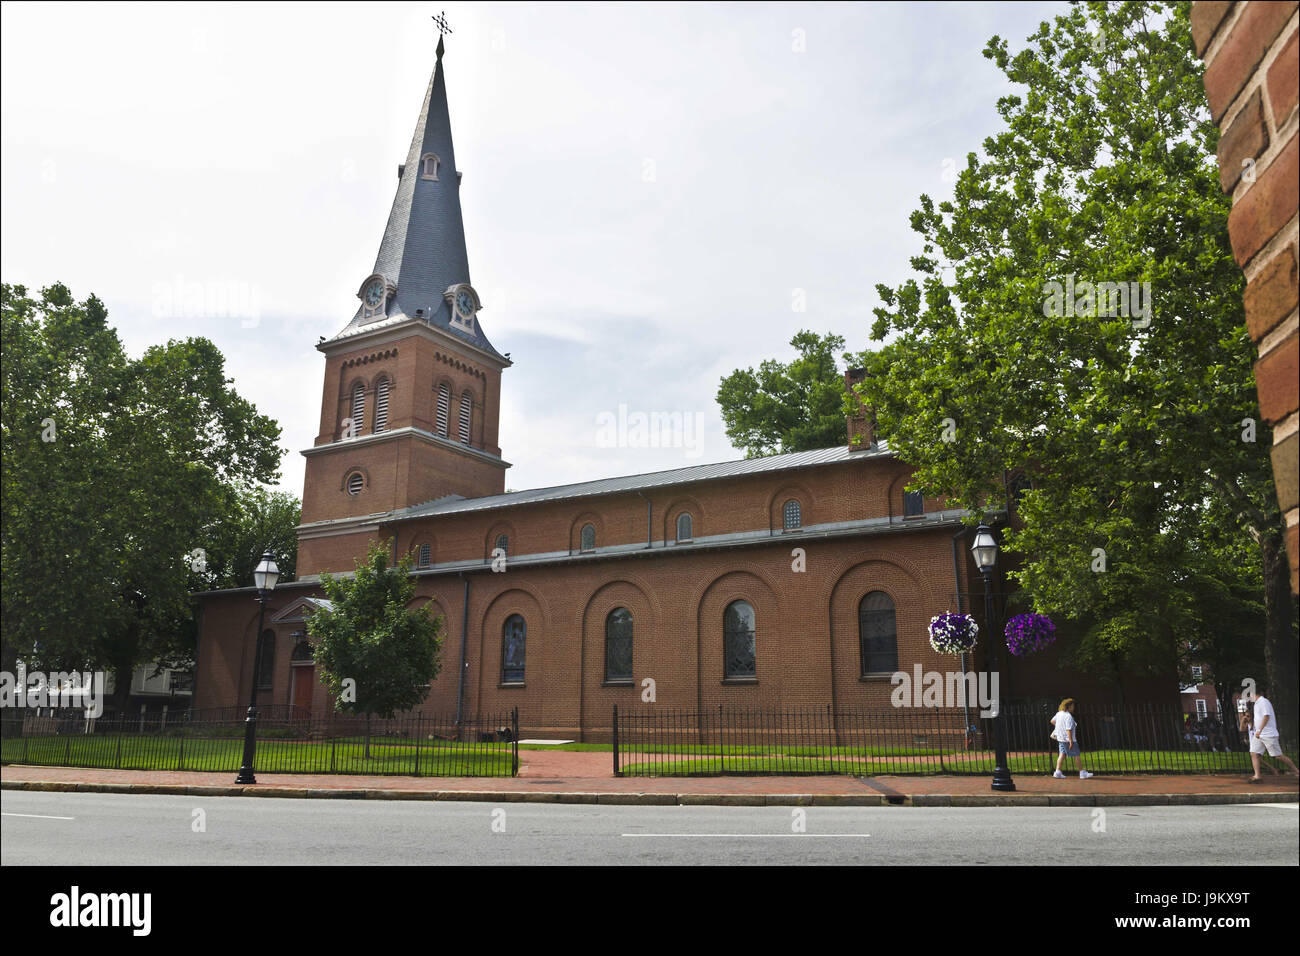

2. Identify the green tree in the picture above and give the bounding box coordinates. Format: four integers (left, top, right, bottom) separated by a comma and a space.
1, 283, 284, 708
200, 484, 302, 591
308, 542, 443, 754
717, 330, 848, 457
853, 3, 1295, 734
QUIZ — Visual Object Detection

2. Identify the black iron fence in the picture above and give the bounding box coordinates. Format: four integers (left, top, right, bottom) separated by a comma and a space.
1, 709, 518, 778
612, 703, 1295, 776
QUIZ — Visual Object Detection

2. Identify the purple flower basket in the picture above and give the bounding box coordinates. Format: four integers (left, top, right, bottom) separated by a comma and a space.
928, 612, 978, 655
1004, 613, 1056, 656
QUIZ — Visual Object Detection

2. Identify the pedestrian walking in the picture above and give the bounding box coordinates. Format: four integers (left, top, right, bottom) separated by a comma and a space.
1049, 697, 1093, 779
1244, 685, 1299, 783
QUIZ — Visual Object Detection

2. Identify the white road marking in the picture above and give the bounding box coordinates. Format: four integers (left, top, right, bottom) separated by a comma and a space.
623, 833, 870, 838
2, 812, 75, 820
1243, 802, 1298, 809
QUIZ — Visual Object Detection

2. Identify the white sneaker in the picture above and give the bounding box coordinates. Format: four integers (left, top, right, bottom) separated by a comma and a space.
1053, 770, 1066, 778
1079, 770, 1094, 779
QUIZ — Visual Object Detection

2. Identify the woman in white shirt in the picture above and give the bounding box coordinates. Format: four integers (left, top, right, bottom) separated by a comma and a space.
1049, 698, 1093, 779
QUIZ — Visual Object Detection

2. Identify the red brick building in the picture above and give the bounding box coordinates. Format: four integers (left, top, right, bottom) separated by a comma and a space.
192, 36, 1175, 738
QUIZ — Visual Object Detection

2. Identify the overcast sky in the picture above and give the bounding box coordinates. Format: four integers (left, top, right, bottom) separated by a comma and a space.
1, 1, 1065, 497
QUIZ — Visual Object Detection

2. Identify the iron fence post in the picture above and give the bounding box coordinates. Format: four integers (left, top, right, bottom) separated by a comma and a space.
511, 708, 519, 776
613, 705, 620, 777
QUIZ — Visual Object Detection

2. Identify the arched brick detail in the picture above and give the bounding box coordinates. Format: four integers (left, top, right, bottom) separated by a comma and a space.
476, 585, 548, 726
569, 511, 605, 553
662, 494, 706, 542
767, 481, 816, 531
484, 520, 518, 561
578, 577, 660, 730
695, 569, 781, 711
827, 553, 947, 712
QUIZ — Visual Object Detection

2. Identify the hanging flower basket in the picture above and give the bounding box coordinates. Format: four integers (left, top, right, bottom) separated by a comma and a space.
1005, 613, 1056, 656
928, 612, 978, 655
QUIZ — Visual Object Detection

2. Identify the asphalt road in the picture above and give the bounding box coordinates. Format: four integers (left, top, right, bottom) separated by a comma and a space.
2, 790, 1296, 866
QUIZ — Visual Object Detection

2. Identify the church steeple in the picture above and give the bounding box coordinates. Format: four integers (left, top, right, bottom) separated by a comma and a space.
333, 26, 503, 360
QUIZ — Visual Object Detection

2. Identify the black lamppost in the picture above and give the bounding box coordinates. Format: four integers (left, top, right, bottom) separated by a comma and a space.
235, 551, 280, 785
971, 525, 1015, 792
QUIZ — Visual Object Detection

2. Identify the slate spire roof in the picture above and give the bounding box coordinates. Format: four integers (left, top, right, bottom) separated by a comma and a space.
332, 37, 504, 359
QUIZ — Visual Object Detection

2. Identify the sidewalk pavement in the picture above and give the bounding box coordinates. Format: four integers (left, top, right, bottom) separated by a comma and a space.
3, 749, 1296, 808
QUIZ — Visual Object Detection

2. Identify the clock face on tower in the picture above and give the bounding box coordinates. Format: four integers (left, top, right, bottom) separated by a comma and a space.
364, 280, 385, 308
455, 290, 474, 319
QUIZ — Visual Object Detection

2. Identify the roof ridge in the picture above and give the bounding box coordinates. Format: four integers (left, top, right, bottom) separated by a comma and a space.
391, 442, 891, 520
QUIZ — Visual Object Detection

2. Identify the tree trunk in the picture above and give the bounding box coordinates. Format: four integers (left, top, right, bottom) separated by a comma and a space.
112, 663, 134, 719
1261, 532, 1299, 747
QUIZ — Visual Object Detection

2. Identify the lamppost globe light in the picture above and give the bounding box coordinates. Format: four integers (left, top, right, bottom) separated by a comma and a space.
253, 551, 280, 592
970, 525, 998, 572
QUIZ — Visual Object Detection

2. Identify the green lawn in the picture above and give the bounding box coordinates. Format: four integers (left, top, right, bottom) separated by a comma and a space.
616, 748, 1269, 776
2, 734, 516, 777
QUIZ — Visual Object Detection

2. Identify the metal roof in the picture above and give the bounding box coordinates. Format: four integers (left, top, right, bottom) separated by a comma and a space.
329, 42, 504, 360
388, 443, 892, 522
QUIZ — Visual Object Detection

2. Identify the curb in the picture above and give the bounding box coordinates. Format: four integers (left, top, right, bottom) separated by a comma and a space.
3, 779, 1296, 808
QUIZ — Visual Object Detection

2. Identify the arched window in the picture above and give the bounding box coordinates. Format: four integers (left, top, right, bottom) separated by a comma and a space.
605, 607, 633, 682
373, 377, 390, 433
458, 390, 473, 444
783, 499, 802, 531
418, 543, 431, 567
255, 629, 275, 690
435, 382, 451, 438
502, 614, 526, 683
291, 640, 314, 663
580, 523, 596, 552
346, 472, 364, 496
676, 513, 693, 543
495, 533, 508, 556
858, 591, 898, 675
349, 382, 366, 437
421, 152, 440, 181
724, 600, 756, 679
903, 490, 924, 517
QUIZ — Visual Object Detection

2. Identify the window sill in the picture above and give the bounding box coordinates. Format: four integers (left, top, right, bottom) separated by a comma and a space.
902, 514, 925, 520
859, 673, 896, 682
602, 680, 634, 687
721, 678, 758, 685
498, 682, 525, 689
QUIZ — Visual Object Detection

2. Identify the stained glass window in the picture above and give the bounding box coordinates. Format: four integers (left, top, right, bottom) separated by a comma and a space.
502, 614, 526, 683
724, 600, 756, 679
859, 592, 897, 675
605, 607, 633, 682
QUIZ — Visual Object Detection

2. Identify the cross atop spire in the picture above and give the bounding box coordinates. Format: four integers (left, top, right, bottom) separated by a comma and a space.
433, 11, 451, 58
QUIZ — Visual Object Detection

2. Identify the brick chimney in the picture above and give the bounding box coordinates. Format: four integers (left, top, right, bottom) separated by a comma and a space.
845, 367, 874, 451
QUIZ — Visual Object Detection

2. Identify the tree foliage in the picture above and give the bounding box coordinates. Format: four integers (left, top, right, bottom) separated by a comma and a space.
1, 282, 284, 703
717, 330, 848, 457
308, 542, 443, 721
852, 2, 1294, 726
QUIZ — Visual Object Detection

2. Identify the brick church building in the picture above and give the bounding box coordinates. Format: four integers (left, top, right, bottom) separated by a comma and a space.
192, 35, 1174, 738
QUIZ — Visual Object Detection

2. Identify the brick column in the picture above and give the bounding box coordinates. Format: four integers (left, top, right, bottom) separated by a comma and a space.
1195, 1, 1299, 593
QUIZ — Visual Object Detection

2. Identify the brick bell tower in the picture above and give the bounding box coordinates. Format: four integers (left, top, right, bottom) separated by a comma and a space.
297, 31, 511, 577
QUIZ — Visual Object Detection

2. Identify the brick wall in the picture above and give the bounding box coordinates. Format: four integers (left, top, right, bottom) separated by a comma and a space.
1195, 0, 1300, 593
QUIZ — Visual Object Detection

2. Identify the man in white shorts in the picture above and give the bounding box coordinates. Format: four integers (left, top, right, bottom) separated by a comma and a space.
1247, 688, 1299, 782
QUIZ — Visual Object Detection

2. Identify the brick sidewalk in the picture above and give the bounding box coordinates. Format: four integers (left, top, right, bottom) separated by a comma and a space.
3, 748, 1296, 807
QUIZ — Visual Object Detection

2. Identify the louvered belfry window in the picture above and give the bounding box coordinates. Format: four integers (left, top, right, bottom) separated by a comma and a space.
458, 391, 473, 444
347, 473, 364, 495
436, 383, 450, 437
350, 383, 366, 437
374, 377, 389, 433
